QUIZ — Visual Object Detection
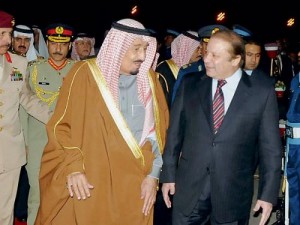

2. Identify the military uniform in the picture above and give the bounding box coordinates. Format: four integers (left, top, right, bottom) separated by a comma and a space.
286, 73, 300, 225
170, 24, 228, 105
171, 60, 205, 104
22, 23, 75, 225
0, 11, 51, 225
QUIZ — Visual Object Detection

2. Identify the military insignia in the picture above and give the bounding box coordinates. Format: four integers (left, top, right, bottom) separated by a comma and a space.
10, 67, 23, 81
55, 26, 64, 35
182, 64, 189, 69
28, 58, 46, 67
203, 38, 210, 43
198, 65, 203, 71
28, 60, 37, 67
212, 28, 220, 35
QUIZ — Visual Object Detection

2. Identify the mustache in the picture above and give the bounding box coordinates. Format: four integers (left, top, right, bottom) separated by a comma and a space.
17, 46, 26, 49
52, 52, 63, 56
134, 60, 144, 63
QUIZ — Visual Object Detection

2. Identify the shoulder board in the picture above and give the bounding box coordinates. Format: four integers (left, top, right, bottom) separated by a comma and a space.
181, 63, 192, 70
28, 58, 47, 66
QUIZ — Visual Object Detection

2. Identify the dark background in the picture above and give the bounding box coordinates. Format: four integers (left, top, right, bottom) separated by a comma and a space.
2, 0, 299, 47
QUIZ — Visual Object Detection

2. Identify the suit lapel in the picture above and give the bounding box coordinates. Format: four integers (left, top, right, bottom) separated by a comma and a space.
198, 75, 214, 132
198, 73, 253, 135
218, 72, 252, 134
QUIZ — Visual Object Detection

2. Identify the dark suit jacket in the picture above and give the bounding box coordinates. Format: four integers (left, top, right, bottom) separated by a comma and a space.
160, 70, 282, 223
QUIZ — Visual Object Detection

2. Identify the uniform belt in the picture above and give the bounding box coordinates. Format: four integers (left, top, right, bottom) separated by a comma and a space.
286, 125, 300, 139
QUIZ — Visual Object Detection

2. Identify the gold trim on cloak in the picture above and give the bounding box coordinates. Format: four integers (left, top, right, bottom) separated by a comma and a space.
51, 59, 164, 169
87, 59, 146, 165
148, 69, 163, 154
166, 59, 179, 79
53, 64, 85, 170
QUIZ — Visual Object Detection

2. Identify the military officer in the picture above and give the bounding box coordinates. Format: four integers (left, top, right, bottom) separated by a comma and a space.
171, 24, 228, 104
23, 23, 76, 225
0, 10, 51, 225
286, 64, 300, 225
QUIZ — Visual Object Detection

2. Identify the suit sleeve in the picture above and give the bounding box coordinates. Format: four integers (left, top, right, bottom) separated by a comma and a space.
257, 84, 282, 205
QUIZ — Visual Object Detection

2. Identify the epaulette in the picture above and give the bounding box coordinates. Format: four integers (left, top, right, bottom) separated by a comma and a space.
181, 63, 192, 70
28, 58, 47, 67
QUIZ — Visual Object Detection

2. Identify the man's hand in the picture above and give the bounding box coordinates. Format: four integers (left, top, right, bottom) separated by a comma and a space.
141, 176, 158, 216
253, 199, 273, 225
66, 172, 94, 200
162, 183, 175, 208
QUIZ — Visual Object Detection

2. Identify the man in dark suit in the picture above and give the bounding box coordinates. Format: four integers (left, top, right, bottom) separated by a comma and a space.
160, 30, 282, 225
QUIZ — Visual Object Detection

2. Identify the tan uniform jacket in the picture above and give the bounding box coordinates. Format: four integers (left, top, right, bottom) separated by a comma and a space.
24, 58, 76, 169
0, 52, 51, 173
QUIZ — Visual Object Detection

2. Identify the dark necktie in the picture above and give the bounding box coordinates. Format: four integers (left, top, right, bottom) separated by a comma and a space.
213, 79, 226, 134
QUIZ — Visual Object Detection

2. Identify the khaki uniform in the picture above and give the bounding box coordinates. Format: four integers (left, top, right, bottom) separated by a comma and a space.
0, 52, 50, 225
23, 58, 75, 225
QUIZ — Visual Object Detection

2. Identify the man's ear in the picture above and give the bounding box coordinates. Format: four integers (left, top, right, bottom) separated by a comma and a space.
232, 55, 242, 66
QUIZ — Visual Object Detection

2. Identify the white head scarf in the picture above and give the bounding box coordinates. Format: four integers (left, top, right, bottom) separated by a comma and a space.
13, 25, 37, 62
171, 30, 200, 67
32, 25, 49, 59
96, 18, 157, 145
71, 33, 95, 60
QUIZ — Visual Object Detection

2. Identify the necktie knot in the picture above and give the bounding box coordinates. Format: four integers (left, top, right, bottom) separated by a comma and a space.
217, 79, 226, 88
